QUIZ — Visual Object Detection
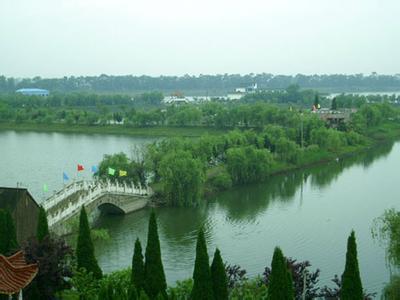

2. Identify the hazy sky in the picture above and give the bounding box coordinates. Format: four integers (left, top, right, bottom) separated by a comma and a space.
1, 0, 399, 77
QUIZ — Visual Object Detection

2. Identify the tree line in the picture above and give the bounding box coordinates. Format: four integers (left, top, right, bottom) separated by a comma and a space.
93, 102, 398, 206
1, 73, 400, 94
0, 207, 377, 299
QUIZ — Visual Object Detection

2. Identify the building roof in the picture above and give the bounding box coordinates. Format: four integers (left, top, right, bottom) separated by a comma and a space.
16, 88, 49, 93
0, 251, 38, 295
0, 187, 39, 212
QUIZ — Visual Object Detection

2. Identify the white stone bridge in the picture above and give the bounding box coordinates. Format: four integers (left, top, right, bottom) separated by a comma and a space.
42, 180, 152, 234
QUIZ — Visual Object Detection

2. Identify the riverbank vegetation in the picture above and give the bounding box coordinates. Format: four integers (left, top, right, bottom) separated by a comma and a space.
94, 101, 400, 207
0, 87, 399, 132
0, 207, 379, 299
372, 209, 400, 298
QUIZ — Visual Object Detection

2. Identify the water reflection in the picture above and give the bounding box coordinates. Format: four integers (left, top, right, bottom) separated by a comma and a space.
214, 141, 394, 224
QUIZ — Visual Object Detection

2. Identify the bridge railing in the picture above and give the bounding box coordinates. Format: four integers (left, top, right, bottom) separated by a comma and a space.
44, 179, 151, 226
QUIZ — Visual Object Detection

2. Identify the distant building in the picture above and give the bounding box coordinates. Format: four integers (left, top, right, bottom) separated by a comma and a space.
227, 93, 244, 100
16, 88, 49, 96
0, 187, 40, 244
163, 96, 191, 105
228, 83, 258, 100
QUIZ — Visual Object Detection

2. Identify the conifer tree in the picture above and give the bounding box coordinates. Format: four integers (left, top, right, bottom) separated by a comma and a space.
0, 209, 18, 255
37, 206, 49, 242
331, 97, 338, 111
144, 211, 167, 299
211, 248, 228, 300
76, 206, 102, 279
132, 238, 145, 292
341, 230, 363, 300
191, 228, 214, 300
267, 247, 294, 300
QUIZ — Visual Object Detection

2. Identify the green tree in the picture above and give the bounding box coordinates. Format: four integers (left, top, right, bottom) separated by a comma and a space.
0, 209, 18, 255
331, 97, 337, 111
191, 228, 214, 300
132, 238, 145, 292
76, 206, 102, 279
267, 247, 294, 300
144, 211, 167, 299
313, 94, 320, 108
226, 146, 273, 184
159, 150, 205, 206
37, 206, 49, 242
341, 231, 363, 300
211, 248, 228, 300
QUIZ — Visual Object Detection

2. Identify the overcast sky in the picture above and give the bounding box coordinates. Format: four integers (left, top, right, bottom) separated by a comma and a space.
0, 0, 399, 78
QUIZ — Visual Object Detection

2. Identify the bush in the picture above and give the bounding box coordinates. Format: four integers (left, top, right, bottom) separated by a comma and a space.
207, 167, 232, 191
167, 279, 193, 299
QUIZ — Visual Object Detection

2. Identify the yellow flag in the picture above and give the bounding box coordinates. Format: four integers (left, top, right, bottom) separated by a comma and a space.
119, 170, 127, 177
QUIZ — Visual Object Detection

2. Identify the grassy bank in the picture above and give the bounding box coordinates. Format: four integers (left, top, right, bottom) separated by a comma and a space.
0, 122, 227, 137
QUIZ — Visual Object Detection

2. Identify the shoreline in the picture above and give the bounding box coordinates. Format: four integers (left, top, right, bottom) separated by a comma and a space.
0, 122, 227, 137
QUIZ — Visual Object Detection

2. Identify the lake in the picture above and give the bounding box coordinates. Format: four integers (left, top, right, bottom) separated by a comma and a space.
0, 130, 398, 296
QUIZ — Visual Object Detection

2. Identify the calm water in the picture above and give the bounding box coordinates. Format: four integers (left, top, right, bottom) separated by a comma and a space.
0, 130, 155, 200
1, 130, 399, 296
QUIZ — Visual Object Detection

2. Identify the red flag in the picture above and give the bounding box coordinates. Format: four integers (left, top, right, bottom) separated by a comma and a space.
77, 164, 84, 171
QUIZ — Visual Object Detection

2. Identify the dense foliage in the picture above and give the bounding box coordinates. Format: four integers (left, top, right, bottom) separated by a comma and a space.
76, 206, 103, 279
211, 248, 228, 300
1, 73, 400, 94
372, 208, 400, 268
0, 209, 18, 255
191, 228, 214, 300
267, 247, 294, 300
131, 238, 145, 293
263, 257, 320, 299
96, 152, 146, 186
24, 237, 73, 299
144, 211, 167, 299
37, 206, 50, 242
341, 231, 363, 300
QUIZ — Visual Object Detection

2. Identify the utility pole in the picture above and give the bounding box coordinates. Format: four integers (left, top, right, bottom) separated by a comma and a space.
300, 112, 304, 149
302, 268, 307, 300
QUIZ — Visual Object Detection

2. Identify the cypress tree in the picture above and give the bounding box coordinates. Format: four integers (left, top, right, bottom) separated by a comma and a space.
341, 230, 363, 300
132, 238, 145, 292
211, 248, 228, 300
0, 209, 18, 255
144, 211, 167, 299
267, 247, 294, 300
76, 206, 102, 279
191, 228, 214, 300
331, 97, 338, 111
37, 206, 49, 242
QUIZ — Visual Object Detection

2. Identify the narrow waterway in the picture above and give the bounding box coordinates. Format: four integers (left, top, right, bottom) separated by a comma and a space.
0, 130, 398, 296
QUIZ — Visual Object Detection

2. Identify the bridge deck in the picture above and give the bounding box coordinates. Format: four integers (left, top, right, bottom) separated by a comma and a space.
43, 180, 152, 228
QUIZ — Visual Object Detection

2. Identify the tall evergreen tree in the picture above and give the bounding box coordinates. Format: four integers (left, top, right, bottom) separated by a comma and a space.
144, 211, 167, 299
331, 97, 338, 111
341, 230, 363, 300
76, 206, 102, 279
132, 238, 145, 292
267, 247, 294, 300
211, 248, 228, 300
314, 94, 320, 108
0, 209, 18, 255
37, 206, 49, 242
191, 228, 214, 300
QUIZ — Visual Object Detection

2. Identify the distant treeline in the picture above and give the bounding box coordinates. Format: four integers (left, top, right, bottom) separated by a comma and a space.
1, 73, 400, 94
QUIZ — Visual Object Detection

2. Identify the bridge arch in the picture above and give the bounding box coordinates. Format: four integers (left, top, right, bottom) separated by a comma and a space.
97, 202, 125, 215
